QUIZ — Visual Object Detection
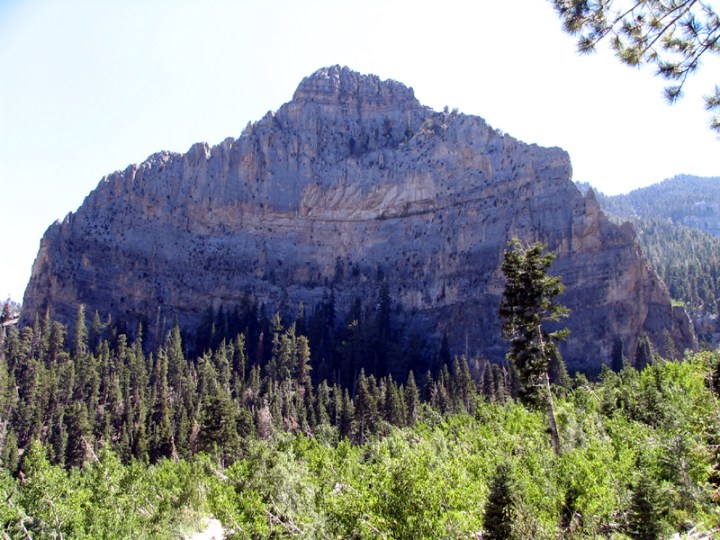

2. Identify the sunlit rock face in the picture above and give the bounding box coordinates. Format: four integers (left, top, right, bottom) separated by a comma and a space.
22, 66, 695, 371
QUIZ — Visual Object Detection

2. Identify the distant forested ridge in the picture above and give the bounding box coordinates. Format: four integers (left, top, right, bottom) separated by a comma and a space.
599, 174, 720, 237
2, 306, 720, 537
629, 220, 720, 315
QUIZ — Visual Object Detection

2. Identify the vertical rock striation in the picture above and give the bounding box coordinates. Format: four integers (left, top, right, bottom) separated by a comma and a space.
22, 66, 695, 371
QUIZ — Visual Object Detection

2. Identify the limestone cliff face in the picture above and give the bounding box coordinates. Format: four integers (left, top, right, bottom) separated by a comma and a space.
22, 66, 695, 371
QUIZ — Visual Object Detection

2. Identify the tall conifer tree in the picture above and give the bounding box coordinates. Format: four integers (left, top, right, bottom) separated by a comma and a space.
483, 463, 516, 540
500, 238, 569, 454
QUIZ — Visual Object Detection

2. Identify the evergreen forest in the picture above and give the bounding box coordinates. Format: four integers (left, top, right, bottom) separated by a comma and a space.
2, 297, 720, 538
598, 175, 720, 238
624, 219, 720, 319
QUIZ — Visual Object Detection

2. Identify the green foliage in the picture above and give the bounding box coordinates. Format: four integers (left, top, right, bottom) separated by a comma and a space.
628, 472, 664, 540
639, 218, 720, 319
500, 238, 569, 408
483, 463, 515, 539
2, 307, 720, 537
9, 442, 211, 539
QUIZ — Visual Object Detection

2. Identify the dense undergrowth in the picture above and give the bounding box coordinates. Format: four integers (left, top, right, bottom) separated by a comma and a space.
2, 302, 720, 538
2, 344, 720, 538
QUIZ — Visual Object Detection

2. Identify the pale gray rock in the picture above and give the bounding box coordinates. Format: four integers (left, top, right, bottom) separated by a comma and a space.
22, 66, 695, 372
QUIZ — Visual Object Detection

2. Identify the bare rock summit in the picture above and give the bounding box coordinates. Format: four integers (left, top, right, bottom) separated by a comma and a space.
22, 66, 695, 371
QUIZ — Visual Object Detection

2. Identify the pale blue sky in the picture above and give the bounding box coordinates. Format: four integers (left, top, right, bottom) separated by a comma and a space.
1, 0, 718, 302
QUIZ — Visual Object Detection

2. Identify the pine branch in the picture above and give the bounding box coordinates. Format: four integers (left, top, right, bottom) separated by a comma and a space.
632, 3, 698, 65
551, 0, 720, 131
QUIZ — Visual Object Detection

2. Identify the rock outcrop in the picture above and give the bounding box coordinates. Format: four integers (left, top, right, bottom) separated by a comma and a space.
22, 66, 695, 372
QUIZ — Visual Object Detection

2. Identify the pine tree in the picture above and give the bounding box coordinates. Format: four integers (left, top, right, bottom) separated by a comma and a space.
547, 343, 570, 389
213, 339, 232, 389
199, 389, 238, 464
118, 423, 132, 463
483, 463, 516, 540
551, 0, 720, 131
354, 369, 378, 444
268, 319, 296, 383
89, 310, 104, 352
64, 401, 90, 468
339, 389, 355, 440
611, 337, 626, 373
404, 371, 420, 426
0, 342, 14, 432
48, 407, 67, 467
73, 304, 89, 358
148, 350, 174, 461
166, 325, 190, 395
383, 375, 406, 427
451, 356, 475, 414
295, 335, 312, 389
500, 239, 569, 454
48, 321, 67, 364
131, 398, 149, 462
3, 325, 20, 371
295, 335, 314, 429
1, 426, 19, 473
0, 300, 10, 326
315, 380, 332, 426
481, 362, 496, 401
31, 311, 51, 366
436, 364, 452, 413
628, 472, 663, 540
634, 335, 654, 371
14, 354, 45, 445
232, 333, 247, 393
245, 364, 262, 409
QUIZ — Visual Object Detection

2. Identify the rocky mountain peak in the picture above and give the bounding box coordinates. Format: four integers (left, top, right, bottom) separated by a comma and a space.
292, 65, 418, 108
21, 67, 696, 372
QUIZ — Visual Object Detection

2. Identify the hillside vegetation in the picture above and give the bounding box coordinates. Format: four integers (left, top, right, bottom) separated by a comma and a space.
2, 308, 720, 538
628, 219, 720, 318
600, 175, 720, 237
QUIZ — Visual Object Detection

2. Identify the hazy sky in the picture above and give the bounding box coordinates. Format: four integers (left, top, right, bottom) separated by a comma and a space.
1, 0, 718, 302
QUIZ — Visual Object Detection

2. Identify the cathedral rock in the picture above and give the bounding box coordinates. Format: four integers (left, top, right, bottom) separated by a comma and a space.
22, 66, 695, 372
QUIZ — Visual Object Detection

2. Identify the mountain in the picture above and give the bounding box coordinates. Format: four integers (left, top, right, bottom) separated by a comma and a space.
600, 175, 720, 237
578, 177, 720, 346
21, 66, 695, 372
